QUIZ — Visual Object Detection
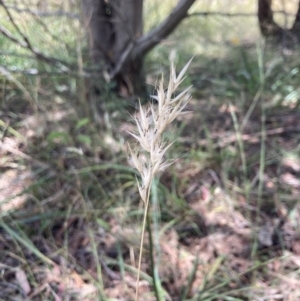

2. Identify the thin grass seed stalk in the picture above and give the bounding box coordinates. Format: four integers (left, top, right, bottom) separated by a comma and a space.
127, 58, 193, 300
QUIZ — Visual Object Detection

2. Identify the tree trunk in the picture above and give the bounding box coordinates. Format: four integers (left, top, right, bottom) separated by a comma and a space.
81, 0, 195, 98
258, 0, 300, 44
111, 0, 146, 97
81, 0, 145, 97
258, 0, 282, 37
291, 1, 300, 35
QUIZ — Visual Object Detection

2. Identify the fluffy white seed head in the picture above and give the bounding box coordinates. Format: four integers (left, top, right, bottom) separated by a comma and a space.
128, 58, 193, 201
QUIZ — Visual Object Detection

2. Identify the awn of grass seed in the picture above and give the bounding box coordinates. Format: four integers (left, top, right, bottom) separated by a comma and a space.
127, 58, 193, 300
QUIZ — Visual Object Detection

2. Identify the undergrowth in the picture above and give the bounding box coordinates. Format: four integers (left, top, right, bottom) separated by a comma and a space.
1, 1, 300, 301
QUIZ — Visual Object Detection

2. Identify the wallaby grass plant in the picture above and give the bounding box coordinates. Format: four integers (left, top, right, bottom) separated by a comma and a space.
127, 58, 193, 300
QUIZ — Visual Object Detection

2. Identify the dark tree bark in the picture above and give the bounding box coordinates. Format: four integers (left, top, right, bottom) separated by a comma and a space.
258, 0, 282, 37
80, 0, 142, 97
291, 1, 300, 34
81, 0, 195, 98
258, 0, 300, 43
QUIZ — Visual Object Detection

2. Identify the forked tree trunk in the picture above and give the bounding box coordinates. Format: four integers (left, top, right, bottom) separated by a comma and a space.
258, 0, 300, 42
81, 0, 145, 97
291, 1, 300, 34
258, 0, 282, 37
81, 0, 195, 98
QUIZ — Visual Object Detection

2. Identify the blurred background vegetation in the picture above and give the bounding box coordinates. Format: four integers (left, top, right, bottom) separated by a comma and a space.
1, 0, 300, 300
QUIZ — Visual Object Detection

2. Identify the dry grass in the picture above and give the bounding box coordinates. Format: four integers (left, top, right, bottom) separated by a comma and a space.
1, 54, 300, 299
1, 1, 300, 301
127, 59, 192, 300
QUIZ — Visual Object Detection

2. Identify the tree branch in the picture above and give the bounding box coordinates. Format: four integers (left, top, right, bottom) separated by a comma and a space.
109, 41, 134, 78
133, 0, 196, 58
4, 4, 79, 18
0, 24, 72, 70
0, 24, 27, 48
188, 10, 295, 18
0, 0, 74, 71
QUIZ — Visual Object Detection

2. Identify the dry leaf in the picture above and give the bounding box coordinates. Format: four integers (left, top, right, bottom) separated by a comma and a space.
16, 268, 31, 295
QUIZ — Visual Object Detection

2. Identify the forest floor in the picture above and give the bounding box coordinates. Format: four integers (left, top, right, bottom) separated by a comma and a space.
1, 42, 300, 301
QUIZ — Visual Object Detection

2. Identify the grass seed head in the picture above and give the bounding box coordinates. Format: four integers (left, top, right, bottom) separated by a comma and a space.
128, 59, 193, 200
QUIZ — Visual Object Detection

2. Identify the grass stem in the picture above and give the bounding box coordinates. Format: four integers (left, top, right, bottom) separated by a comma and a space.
135, 185, 152, 301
